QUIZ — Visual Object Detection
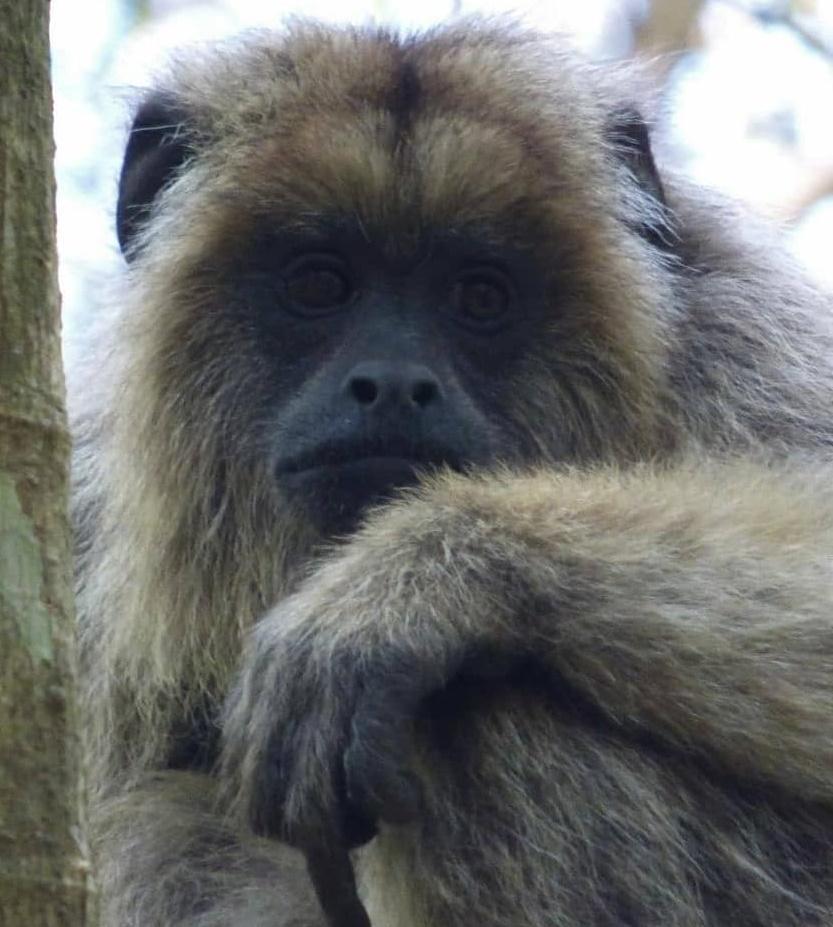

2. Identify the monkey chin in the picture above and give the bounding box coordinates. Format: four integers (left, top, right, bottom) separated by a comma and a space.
280, 456, 427, 537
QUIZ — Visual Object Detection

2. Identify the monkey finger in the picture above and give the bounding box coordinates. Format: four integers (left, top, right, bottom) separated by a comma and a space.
344, 682, 427, 828
457, 640, 530, 680
305, 842, 372, 927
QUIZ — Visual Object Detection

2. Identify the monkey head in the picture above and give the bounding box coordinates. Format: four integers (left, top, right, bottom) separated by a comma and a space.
114, 23, 672, 537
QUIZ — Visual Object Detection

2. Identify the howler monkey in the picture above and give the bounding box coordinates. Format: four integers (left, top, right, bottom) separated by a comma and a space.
71, 19, 833, 927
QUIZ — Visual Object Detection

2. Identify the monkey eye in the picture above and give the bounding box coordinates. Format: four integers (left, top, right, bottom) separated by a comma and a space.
451, 269, 512, 329
284, 255, 354, 315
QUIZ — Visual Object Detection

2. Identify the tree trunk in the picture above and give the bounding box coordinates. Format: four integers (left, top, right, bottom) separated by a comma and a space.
0, 0, 92, 923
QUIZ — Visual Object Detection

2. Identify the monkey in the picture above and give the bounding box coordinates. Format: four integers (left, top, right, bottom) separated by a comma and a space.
68, 17, 833, 927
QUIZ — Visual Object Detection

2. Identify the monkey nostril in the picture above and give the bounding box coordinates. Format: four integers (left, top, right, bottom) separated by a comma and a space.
345, 364, 442, 410
351, 377, 379, 406
411, 380, 439, 407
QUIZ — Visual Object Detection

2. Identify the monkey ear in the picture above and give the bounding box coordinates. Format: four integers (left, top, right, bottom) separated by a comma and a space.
116, 93, 194, 259
606, 107, 672, 249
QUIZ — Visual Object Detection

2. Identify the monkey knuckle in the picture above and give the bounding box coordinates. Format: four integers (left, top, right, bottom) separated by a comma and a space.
344, 745, 423, 827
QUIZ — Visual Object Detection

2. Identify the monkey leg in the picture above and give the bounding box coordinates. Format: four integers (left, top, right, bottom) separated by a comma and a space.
93, 771, 325, 927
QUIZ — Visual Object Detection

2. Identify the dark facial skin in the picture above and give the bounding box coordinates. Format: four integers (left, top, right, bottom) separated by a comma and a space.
235, 221, 548, 534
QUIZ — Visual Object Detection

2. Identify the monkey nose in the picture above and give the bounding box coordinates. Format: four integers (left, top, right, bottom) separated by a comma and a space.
343, 361, 442, 411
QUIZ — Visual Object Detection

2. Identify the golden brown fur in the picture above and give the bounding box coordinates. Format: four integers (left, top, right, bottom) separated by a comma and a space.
71, 19, 833, 927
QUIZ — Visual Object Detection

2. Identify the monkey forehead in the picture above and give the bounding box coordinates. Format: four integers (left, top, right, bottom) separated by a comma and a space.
162, 21, 622, 244
231, 112, 561, 239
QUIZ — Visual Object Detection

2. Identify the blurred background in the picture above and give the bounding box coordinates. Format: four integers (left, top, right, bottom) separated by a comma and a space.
51, 0, 833, 350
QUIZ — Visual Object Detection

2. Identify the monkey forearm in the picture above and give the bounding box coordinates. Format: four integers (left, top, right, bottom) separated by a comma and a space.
420, 462, 833, 798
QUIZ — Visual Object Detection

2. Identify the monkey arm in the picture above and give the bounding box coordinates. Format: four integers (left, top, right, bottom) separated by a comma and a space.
221, 459, 833, 851
448, 460, 833, 802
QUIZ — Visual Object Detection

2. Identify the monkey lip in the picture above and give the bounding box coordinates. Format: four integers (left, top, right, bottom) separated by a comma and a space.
276, 440, 462, 477
286, 455, 431, 476
276, 445, 461, 532
279, 455, 447, 533
278, 455, 449, 493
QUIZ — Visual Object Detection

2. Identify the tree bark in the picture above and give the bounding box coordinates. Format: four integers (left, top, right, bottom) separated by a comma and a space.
0, 1, 92, 923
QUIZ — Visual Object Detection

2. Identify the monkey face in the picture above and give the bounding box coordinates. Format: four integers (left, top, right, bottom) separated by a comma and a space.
226, 223, 551, 533
114, 25, 673, 538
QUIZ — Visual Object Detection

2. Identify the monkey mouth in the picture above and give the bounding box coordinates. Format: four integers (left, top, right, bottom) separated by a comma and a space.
276, 441, 461, 533
276, 438, 462, 477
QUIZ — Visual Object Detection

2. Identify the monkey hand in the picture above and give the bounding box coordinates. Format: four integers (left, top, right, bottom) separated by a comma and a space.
219, 475, 538, 851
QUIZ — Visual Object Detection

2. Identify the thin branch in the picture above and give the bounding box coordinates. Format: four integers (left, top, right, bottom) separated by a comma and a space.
719, 0, 833, 61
